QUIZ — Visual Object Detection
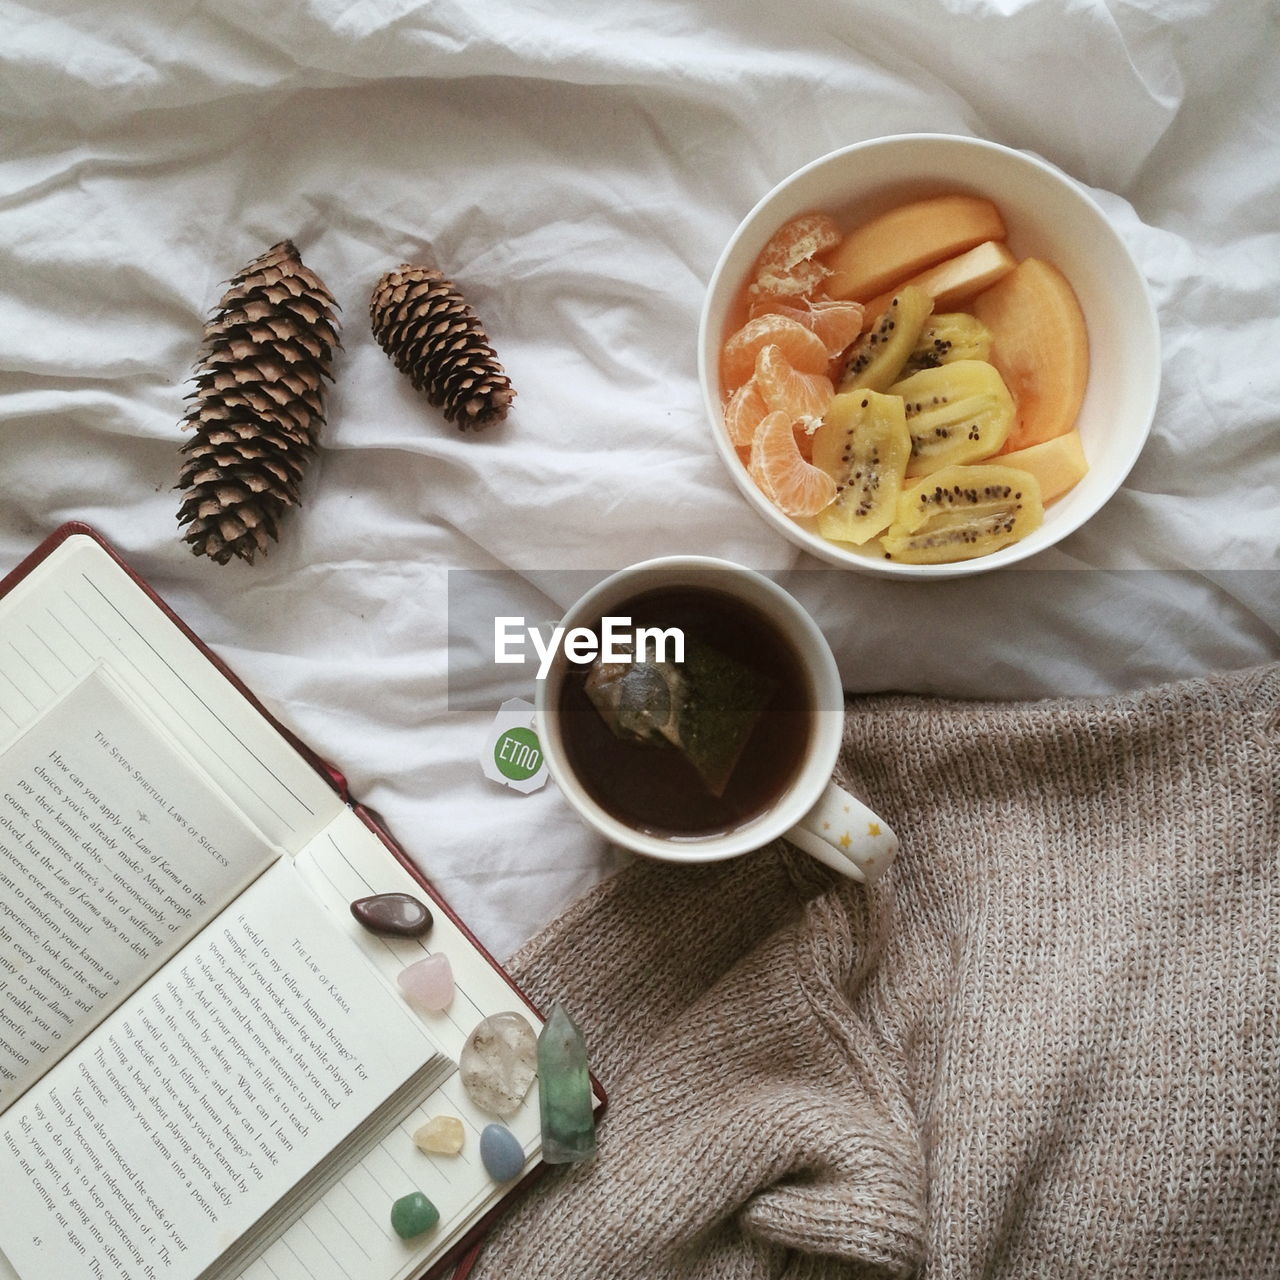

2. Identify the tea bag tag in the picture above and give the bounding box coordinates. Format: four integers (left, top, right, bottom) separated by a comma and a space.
481, 698, 548, 794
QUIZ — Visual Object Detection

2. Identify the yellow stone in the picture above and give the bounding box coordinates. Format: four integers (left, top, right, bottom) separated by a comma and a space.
414, 1115, 465, 1156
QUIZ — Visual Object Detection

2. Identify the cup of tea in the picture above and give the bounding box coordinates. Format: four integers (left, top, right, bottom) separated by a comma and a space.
534, 556, 898, 882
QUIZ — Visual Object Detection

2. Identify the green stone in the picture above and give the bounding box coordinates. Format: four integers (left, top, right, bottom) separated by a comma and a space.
537, 1002, 596, 1164
390, 1191, 439, 1239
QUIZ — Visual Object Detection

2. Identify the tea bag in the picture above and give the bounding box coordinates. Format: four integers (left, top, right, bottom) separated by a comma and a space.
584, 660, 687, 749
584, 639, 775, 797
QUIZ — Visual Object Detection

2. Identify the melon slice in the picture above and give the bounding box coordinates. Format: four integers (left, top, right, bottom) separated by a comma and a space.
994, 429, 1088, 504
824, 194, 1006, 303
971, 258, 1089, 452
858, 241, 1017, 332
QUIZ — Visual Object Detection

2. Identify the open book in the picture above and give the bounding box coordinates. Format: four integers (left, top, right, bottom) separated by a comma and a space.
0, 526, 561, 1280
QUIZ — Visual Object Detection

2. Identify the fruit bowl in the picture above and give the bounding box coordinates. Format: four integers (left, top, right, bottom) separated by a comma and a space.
697, 134, 1161, 578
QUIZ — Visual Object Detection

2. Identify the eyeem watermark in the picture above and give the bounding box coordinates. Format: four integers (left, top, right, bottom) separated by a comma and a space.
494, 616, 685, 680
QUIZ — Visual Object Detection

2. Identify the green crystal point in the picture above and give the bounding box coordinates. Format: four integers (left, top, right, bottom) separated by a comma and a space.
390, 1191, 439, 1239
537, 1001, 596, 1164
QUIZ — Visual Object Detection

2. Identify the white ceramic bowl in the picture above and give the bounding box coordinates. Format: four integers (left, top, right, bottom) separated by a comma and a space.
697, 133, 1161, 579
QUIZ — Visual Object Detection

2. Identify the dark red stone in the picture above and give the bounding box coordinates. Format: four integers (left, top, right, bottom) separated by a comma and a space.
350, 892, 433, 938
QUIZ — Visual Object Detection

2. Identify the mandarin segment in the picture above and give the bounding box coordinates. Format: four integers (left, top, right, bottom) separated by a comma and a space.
749, 212, 842, 299
750, 297, 866, 358
749, 295, 808, 321
755, 344, 834, 425
804, 300, 865, 358
723, 378, 769, 447
748, 410, 837, 517
720, 313, 829, 390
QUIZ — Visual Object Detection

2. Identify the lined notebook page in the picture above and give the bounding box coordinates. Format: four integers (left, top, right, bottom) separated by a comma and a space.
0, 535, 340, 851
237, 808, 543, 1280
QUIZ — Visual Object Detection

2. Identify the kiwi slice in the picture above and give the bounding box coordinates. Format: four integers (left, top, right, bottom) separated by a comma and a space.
881, 464, 1044, 563
889, 359, 1015, 477
837, 285, 932, 394
811, 391, 911, 545
899, 312, 993, 377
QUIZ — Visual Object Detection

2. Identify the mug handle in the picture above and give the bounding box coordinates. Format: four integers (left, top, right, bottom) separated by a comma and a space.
783, 781, 899, 883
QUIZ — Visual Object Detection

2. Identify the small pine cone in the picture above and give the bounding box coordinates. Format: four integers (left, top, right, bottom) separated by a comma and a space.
369, 264, 514, 430
177, 240, 339, 565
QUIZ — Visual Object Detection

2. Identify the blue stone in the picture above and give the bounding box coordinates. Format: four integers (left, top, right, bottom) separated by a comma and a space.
479, 1122, 524, 1181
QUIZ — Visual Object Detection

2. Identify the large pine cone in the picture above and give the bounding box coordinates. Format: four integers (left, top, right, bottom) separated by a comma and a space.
177, 240, 339, 565
369, 265, 514, 430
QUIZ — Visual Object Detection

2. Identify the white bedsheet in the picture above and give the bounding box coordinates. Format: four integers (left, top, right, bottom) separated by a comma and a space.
1, 0, 1276, 959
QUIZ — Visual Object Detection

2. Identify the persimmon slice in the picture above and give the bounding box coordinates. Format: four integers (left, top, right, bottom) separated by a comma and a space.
824, 194, 1006, 303
971, 258, 1088, 452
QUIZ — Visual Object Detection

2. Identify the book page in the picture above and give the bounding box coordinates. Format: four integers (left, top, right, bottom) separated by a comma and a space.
0, 860, 450, 1280
233, 811, 545, 1280
0, 668, 280, 1110
0, 534, 343, 849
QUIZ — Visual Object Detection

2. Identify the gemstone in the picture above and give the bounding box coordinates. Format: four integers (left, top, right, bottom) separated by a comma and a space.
459, 1011, 537, 1117
397, 953, 454, 1012
390, 1191, 439, 1239
350, 893, 433, 938
537, 1002, 597, 1164
479, 1123, 525, 1181
413, 1115, 465, 1156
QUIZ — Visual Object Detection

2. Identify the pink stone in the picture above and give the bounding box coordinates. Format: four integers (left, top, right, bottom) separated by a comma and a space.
397, 953, 454, 1012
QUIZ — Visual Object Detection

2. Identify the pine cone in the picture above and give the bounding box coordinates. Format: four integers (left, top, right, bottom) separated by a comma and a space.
176, 240, 339, 565
369, 264, 514, 430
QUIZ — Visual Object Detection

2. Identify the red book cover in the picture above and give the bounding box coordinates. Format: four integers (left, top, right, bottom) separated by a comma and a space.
0, 522, 605, 1280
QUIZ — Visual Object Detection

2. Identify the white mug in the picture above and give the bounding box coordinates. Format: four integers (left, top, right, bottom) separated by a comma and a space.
534, 556, 898, 882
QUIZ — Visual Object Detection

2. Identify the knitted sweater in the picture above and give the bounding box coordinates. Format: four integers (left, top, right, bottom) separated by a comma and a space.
470, 663, 1279, 1280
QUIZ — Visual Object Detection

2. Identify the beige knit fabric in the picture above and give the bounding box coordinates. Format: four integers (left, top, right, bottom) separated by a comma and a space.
470, 663, 1279, 1279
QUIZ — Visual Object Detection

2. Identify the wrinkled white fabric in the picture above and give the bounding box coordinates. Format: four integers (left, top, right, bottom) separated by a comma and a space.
1, 0, 1276, 958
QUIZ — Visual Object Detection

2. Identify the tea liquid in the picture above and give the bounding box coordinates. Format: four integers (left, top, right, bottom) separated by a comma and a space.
557, 587, 811, 838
